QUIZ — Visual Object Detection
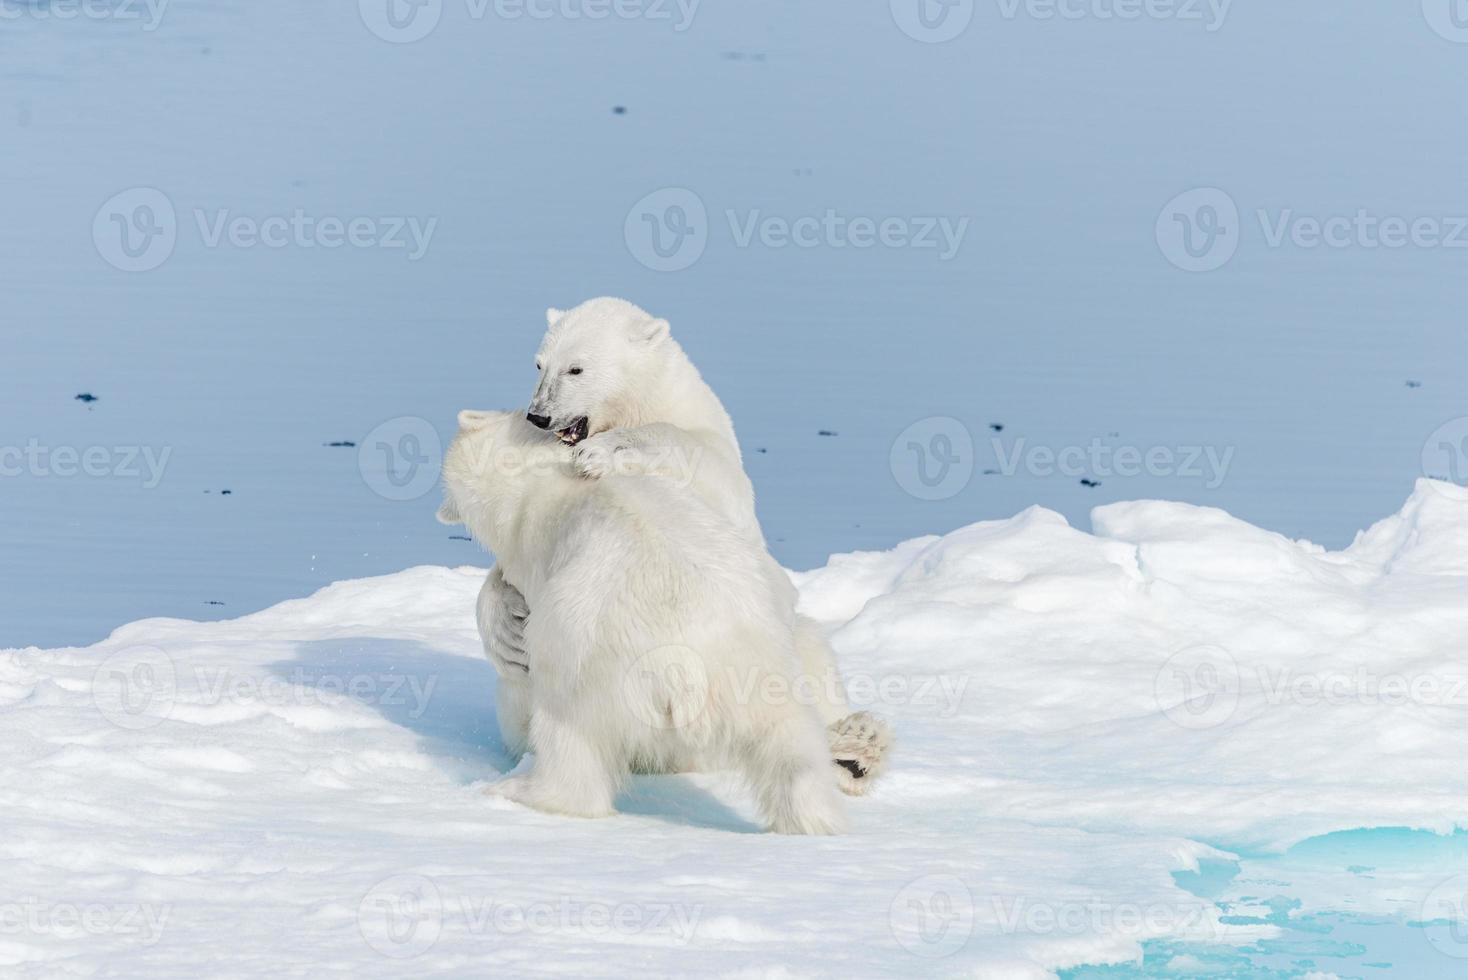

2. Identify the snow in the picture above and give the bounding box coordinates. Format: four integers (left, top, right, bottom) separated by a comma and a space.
7, 481, 1468, 976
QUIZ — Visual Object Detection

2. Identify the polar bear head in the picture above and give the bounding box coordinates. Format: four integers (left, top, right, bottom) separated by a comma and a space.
525, 297, 672, 447
436, 409, 569, 549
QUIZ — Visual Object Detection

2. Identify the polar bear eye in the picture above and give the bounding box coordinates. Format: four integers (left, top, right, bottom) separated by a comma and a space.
568, 367, 583, 376
535, 361, 542, 371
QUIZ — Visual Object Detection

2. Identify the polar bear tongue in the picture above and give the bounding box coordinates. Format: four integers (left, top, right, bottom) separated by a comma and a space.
556, 417, 589, 446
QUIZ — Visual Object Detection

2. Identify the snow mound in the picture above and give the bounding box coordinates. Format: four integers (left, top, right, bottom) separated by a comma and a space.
6, 481, 1467, 976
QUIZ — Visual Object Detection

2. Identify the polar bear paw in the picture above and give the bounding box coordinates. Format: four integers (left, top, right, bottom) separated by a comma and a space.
827, 711, 892, 796
570, 431, 637, 480
483, 774, 533, 804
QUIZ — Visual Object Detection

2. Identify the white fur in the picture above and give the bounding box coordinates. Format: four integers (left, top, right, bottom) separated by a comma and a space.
486, 297, 892, 794
441, 411, 847, 834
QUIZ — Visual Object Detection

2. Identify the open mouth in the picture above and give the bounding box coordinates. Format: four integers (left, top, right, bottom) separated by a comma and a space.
556, 417, 589, 446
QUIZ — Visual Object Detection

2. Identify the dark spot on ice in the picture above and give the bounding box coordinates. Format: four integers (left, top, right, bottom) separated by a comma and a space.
755, 447, 767, 453
1406, 380, 1423, 389
324, 441, 356, 447
220, 489, 233, 495
989, 423, 1003, 432
204, 600, 225, 606
448, 534, 471, 541
75, 392, 98, 403
817, 430, 837, 437
1080, 478, 1101, 488
983, 468, 999, 476
612, 106, 627, 115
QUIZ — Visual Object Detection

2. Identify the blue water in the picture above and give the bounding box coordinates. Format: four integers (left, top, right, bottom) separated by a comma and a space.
1063, 829, 1468, 978
3, 2, 1465, 648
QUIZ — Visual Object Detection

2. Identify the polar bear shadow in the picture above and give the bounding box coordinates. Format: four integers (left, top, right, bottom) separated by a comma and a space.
271, 638, 514, 777
271, 638, 759, 833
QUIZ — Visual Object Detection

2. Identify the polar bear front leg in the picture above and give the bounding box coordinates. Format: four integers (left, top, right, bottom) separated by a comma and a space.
477, 568, 532, 756
570, 423, 722, 486
569, 428, 645, 480
478, 566, 530, 675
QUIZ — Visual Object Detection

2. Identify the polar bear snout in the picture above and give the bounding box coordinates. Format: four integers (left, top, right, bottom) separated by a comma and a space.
526, 412, 552, 430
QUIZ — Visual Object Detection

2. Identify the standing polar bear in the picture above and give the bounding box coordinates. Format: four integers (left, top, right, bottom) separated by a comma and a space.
439, 409, 849, 834
481, 298, 891, 793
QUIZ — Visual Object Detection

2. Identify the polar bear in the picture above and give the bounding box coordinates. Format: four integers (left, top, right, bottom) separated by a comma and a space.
480, 298, 891, 793
439, 409, 848, 835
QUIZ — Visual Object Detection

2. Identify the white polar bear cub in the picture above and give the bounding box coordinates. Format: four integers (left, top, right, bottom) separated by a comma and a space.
440, 409, 848, 835
484, 297, 892, 794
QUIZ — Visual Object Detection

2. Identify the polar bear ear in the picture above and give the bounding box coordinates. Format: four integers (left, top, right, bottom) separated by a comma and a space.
634, 317, 670, 346
436, 497, 462, 526
545, 307, 566, 328
457, 409, 497, 431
